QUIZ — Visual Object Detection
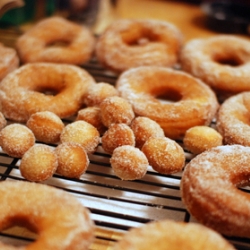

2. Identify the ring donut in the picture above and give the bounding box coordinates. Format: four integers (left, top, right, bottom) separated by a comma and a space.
0, 62, 96, 122
96, 19, 183, 73
116, 66, 219, 139
181, 145, 250, 238
180, 35, 250, 97
0, 180, 94, 249
16, 16, 95, 65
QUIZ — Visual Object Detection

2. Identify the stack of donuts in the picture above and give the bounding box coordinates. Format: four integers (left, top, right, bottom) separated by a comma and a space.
0, 14, 250, 248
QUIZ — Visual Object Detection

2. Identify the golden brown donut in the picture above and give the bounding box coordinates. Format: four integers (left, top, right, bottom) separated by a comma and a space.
0, 43, 19, 81
130, 116, 165, 149
27, 111, 65, 144
101, 123, 135, 154
96, 19, 183, 73
60, 120, 100, 153
0, 124, 35, 158
116, 66, 219, 139
20, 144, 58, 182
183, 126, 223, 155
55, 142, 89, 178
141, 137, 185, 174
0, 180, 94, 250
0, 62, 96, 122
16, 16, 95, 65
113, 219, 235, 250
180, 35, 250, 97
217, 92, 250, 146
181, 144, 250, 238
110, 145, 148, 180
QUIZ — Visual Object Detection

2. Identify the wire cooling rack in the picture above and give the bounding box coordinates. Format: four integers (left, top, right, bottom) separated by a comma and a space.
0, 46, 249, 250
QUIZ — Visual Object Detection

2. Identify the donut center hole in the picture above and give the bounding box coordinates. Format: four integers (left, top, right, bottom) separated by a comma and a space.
47, 40, 71, 48
36, 87, 60, 96
156, 89, 182, 103
213, 55, 243, 66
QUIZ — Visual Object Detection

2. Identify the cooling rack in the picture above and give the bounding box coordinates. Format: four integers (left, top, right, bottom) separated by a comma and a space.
0, 30, 250, 250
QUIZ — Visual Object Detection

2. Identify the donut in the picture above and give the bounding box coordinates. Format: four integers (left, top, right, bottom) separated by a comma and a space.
20, 144, 58, 182
116, 66, 219, 139
95, 19, 183, 73
0, 62, 96, 122
55, 142, 89, 178
0, 180, 94, 250
100, 96, 135, 127
27, 111, 65, 144
60, 120, 100, 153
216, 92, 250, 146
130, 116, 165, 149
101, 123, 135, 154
110, 145, 148, 180
181, 144, 250, 238
16, 16, 95, 65
112, 219, 235, 250
84, 82, 119, 107
0, 43, 19, 81
141, 137, 185, 174
183, 125, 223, 155
0, 124, 35, 158
180, 35, 250, 97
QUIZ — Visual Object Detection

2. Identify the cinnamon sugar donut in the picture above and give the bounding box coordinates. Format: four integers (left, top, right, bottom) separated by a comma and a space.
96, 19, 183, 73
27, 111, 64, 144
16, 16, 95, 65
110, 145, 148, 180
113, 219, 235, 250
181, 144, 250, 238
0, 63, 95, 122
0, 180, 94, 250
180, 35, 250, 97
116, 66, 219, 139
101, 123, 135, 154
20, 144, 58, 182
0, 43, 19, 81
141, 137, 185, 174
55, 142, 89, 178
0, 124, 35, 158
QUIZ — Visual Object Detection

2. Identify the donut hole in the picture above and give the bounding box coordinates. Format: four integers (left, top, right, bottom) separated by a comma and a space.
46, 39, 71, 48
213, 54, 244, 66
35, 86, 61, 96
157, 88, 182, 103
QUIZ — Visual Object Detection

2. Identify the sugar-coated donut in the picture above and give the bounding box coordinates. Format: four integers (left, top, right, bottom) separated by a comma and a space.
84, 82, 119, 107
110, 145, 148, 180
27, 111, 65, 144
113, 219, 235, 250
0, 43, 19, 81
16, 16, 95, 65
0, 62, 96, 122
217, 92, 250, 146
181, 145, 250, 238
141, 137, 185, 174
20, 144, 58, 182
183, 126, 223, 155
101, 123, 135, 154
0, 124, 35, 158
0, 180, 94, 250
130, 116, 165, 149
116, 66, 219, 139
60, 120, 100, 153
0, 112, 7, 131
55, 142, 89, 178
180, 35, 250, 97
100, 96, 135, 127
96, 19, 183, 73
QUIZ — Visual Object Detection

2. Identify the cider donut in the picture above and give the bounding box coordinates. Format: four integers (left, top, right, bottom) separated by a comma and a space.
116, 66, 219, 139
16, 16, 95, 65
0, 180, 94, 250
0, 43, 19, 81
113, 219, 235, 250
0, 63, 96, 122
180, 35, 250, 97
95, 19, 183, 73
181, 145, 250, 238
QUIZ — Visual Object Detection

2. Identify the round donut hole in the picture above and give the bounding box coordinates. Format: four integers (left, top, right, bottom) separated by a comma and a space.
36, 87, 60, 96
47, 39, 71, 48
157, 88, 182, 103
213, 54, 243, 67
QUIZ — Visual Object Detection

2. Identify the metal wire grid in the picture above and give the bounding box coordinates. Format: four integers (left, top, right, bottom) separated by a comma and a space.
0, 59, 249, 249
